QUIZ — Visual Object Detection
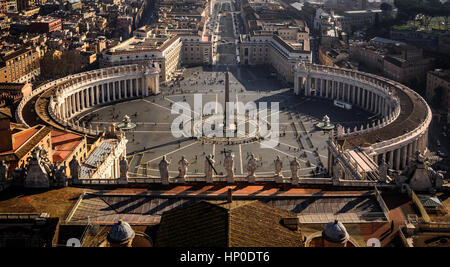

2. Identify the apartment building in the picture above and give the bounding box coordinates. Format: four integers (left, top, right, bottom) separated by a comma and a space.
426, 69, 450, 123
100, 32, 182, 82
0, 46, 40, 83
180, 35, 213, 65
239, 34, 312, 82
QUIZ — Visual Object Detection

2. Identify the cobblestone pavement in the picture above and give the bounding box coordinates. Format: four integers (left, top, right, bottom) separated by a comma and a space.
76, 66, 373, 178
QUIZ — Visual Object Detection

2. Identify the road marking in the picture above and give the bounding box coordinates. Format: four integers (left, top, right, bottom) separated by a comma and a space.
144, 141, 198, 164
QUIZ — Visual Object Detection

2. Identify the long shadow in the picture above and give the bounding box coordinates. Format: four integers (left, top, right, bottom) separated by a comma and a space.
144, 198, 196, 215
132, 137, 193, 153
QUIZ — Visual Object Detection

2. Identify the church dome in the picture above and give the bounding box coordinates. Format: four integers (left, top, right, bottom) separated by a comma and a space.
107, 220, 135, 245
322, 220, 349, 244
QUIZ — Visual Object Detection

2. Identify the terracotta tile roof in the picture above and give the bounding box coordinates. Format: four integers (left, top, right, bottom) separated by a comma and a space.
15, 126, 52, 159
53, 151, 71, 163
155, 200, 304, 247
51, 130, 83, 162
0, 125, 50, 160
51, 130, 82, 145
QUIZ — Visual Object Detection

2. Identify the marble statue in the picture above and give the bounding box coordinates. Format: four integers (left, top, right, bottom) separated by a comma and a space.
69, 157, 80, 181
290, 157, 300, 185
159, 156, 170, 185
274, 156, 283, 183
322, 115, 330, 127
178, 155, 189, 181
119, 157, 128, 182
0, 160, 8, 182
224, 153, 235, 183
247, 153, 258, 183
205, 154, 215, 183
24, 146, 50, 188
52, 163, 68, 187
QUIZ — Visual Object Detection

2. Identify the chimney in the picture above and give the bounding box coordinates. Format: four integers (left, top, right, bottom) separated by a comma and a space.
227, 186, 232, 203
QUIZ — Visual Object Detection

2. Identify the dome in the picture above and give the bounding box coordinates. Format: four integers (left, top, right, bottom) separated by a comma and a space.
107, 220, 135, 245
322, 220, 349, 244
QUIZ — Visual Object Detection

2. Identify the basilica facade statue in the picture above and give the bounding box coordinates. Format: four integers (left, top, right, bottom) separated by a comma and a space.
224, 153, 235, 183
290, 157, 300, 185
178, 156, 189, 181
274, 156, 283, 183
159, 156, 170, 185
205, 154, 215, 183
247, 154, 258, 183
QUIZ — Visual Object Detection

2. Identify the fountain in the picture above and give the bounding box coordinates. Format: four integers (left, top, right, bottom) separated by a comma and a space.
117, 115, 136, 131
316, 115, 335, 130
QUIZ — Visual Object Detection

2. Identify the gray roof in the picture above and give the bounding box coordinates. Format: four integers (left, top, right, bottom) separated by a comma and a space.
107, 220, 135, 244
322, 220, 349, 243
79, 141, 114, 178
418, 195, 443, 208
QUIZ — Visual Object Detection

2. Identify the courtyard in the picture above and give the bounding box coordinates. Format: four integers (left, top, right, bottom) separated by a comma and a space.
75, 66, 374, 179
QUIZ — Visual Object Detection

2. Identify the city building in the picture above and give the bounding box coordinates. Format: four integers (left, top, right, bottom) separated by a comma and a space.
29, 17, 62, 33
383, 47, 434, 84
0, 82, 32, 107
0, 46, 40, 83
238, 34, 311, 82
341, 9, 382, 32
426, 69, 450, 124
100, 32, 182, 82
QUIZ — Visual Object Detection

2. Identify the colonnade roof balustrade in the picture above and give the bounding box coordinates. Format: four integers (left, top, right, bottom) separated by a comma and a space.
295, 63, 432, 152
16, 64, 155, 134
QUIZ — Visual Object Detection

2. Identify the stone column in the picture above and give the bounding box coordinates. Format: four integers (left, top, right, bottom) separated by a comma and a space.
331, 80, 335, 99
106, 82, 112, 102
356, 87, 360, 106
81, 90, 85, 110
95, 85, 100, 105
74, 92, 78, 113
395, 148, 401, 170
388, 150, 394, 168
401, 146, 407, 170
306, 76, 311, 96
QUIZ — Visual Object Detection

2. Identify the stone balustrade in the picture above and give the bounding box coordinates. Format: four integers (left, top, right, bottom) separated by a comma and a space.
16, 64, 160, 135
295, 63, 431, 171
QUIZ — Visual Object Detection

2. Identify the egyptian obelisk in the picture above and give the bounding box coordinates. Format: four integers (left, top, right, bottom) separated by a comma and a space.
224, 70, 230, 132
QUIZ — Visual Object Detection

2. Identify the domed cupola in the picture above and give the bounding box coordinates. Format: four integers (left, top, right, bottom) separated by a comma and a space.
322, 220, 349, 244
107, 220, 135, 246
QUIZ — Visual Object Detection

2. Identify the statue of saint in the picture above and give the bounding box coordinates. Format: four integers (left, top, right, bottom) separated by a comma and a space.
69, 157, 80, 181
247, 153, 258, 183
274, 156, 283, 183
178, 155, 189, 179
0, 160, 8, 181
119, 157, 128, 180
290, 157, 300, 185
224, 153, 234, 183
204, 154, 215, 183
159, 156, 170, 185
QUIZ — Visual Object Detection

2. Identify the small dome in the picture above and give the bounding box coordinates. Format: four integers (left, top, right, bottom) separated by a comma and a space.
107, 220, 135, 245
322, 220, 349, 244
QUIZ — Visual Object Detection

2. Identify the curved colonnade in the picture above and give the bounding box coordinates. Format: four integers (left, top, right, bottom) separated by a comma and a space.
17, 64, 160, 136
294, 63, 432, 171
